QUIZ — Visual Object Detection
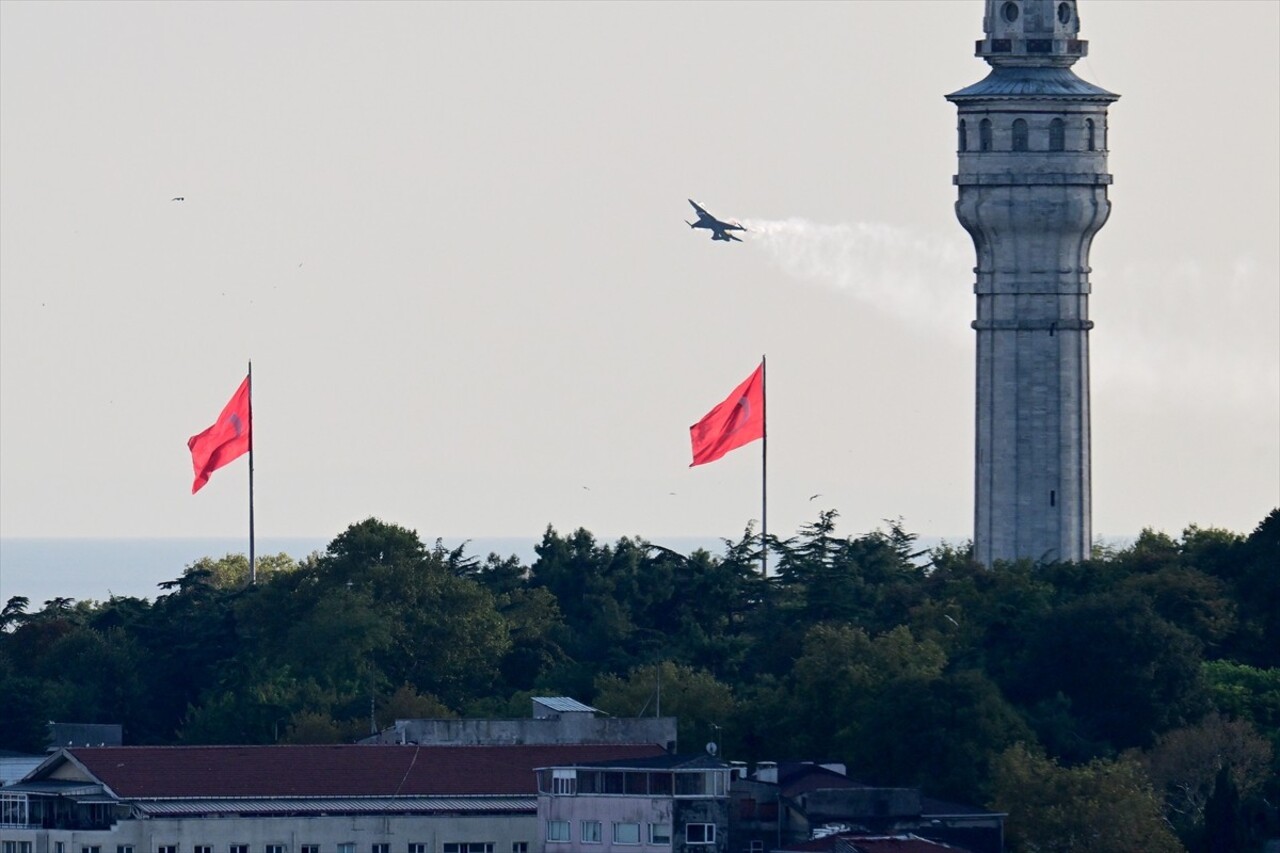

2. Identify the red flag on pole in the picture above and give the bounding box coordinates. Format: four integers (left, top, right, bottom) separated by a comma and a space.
689, 363, 765, 466
188, 375, 251, 494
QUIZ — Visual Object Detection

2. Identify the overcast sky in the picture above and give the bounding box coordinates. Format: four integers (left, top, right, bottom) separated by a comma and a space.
1, 1, 1276, 562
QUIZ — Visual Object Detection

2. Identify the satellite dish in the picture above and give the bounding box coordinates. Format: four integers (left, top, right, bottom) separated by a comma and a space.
705, 741, 718, 757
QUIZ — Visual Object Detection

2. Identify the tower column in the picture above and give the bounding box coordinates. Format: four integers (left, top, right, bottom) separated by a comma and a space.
947, 0, 1118, 566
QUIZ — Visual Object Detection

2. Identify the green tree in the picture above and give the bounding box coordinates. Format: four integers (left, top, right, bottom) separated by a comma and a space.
184, 552, 301, 590
784, 624, 947, 760
854, 670, 1033, 802
990, 743, 1185, 853
593, 661, 735, 753
1012, 591, 1208, 751
1132, 714, 1273, 847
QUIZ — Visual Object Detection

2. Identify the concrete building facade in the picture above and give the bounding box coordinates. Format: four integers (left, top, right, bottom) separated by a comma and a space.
947, 0, 1118, 566
366, 698, 676, 753
534, 755, 730, 853
0, 744, 666, 853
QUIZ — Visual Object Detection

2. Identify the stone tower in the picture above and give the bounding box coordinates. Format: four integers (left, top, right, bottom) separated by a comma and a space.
946, 0, 1118, 566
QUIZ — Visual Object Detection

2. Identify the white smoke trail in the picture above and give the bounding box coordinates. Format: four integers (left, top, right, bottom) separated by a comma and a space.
741, 217, 973, 339
742, 218, 1276, 411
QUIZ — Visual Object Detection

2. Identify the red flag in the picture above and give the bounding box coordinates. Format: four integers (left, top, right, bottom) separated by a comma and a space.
188, 376, 251, 494
690, 363, 765, 466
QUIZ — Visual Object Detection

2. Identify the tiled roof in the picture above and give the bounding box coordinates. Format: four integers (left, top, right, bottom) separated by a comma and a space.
778, 764, 869, 797
133, 797, 537, 816
64, 743, 665, 799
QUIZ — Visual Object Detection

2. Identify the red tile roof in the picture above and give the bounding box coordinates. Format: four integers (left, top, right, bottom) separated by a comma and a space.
66, 743, 666, 799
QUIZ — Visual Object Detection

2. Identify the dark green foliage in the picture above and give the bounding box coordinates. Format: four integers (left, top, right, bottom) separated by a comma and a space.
1010, 591, 1208, 750
2, 508, 1276, 848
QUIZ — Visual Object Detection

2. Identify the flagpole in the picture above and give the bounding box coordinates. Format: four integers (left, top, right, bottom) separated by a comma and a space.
248, 360, 256, 586
760, 354, 767, 580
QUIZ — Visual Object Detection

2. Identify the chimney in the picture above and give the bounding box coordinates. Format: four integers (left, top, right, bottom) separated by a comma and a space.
756, 761, 778, 783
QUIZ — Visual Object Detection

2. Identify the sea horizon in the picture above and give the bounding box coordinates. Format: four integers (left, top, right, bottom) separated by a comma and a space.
2, 532, 1145, 609
0, 534, 727, 606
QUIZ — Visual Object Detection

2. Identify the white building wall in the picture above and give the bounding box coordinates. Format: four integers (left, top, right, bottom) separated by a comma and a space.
1, 815, 536, 853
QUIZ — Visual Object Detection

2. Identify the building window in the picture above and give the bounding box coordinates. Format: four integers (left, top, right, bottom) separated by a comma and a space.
979, 118, 993, 151
546, 821, 570, 843
581, 821, 602, 844
443, 846, 493, 853
57, 845, 66, 853
118, 847, 135, 853
268, 846, 287, 853
958, 119, 967, 152
158, 848, 177, 853
1086, 118, 1096, 151
232, 846, 250, 853
613, 823, 641, 845
1012, 118, 1029, 151
686, 825, 716, 845
552, 768, 576, 795
301, 848, 319, 853
648, 825, 672, 845
82, 848, 102, 853
650, 772, 673, 796
409, 846, 428, 853
1049, 118, 1065, 151
195, 847, 212, 853
511, 846, 527, 853
337, 845, 355, 853
371, 846, 388, 853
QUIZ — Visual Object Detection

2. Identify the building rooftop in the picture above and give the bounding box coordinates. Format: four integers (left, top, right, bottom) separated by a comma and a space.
24, 743, 666, 799
539, 753, 726, 771
532, 696, 600, 715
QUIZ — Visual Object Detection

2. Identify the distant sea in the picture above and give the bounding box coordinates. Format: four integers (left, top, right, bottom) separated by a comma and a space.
2, 533, 1036, 609
0, 536, 727, 607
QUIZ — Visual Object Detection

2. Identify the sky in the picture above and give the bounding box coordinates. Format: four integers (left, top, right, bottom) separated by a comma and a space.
1, 1, 1276, 575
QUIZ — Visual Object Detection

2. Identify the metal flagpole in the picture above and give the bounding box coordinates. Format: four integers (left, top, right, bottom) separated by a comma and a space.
248, 360, 256, 586
760, 354, 767, 579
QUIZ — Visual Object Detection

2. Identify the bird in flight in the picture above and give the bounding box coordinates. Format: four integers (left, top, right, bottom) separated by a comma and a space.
171, 197, 185, 202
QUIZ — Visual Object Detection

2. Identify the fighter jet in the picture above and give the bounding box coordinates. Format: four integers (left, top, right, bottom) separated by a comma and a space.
686, 199, 746, 243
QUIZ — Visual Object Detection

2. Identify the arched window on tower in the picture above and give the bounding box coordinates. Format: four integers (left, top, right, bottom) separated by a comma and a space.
1012, 119, 1029, 152
1049, 118, 1065, 151
958, 119, 967, 152
979, 118, 992, 151
1085, 118, 1096, 151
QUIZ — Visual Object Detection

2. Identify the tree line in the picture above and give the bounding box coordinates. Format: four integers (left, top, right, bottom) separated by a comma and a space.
2, 508, 1277, 853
